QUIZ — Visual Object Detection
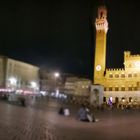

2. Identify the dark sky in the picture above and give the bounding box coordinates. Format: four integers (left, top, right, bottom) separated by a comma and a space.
0, 0, 139, 80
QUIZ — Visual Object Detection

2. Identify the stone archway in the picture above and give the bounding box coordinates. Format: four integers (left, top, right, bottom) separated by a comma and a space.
90, 89, 99, 107
90, 85, 104, 107
93, 88, 99, 105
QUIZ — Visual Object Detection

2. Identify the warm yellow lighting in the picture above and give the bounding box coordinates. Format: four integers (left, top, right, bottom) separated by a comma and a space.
122, 99, 125, 102
134, 61, 140, 67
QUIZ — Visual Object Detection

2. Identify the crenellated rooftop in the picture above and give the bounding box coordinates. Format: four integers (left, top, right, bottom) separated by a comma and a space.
106, 68, 125, 71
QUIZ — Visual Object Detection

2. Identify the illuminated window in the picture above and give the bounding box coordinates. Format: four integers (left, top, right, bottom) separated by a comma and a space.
115, 74, 119, 78
121, 74, 125, 78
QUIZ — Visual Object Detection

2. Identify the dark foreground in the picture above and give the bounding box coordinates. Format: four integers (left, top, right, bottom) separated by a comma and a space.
0, 98, 140, 140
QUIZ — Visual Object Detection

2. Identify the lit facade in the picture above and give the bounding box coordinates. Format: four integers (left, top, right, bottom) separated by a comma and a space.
94, 6, 140, 103
65, 77, 91, 96
39, 70, 63, 93
0, 55, 39, 94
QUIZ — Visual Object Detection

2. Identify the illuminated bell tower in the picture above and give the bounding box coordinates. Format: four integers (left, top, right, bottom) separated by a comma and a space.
94, 6, 108, 84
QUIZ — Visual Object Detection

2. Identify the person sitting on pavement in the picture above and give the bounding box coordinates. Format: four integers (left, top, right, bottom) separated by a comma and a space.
58, 107, 70, 116
77, 104, 89, 122
85, 107, 95, 122
78, 104, 97, 122
64, 108, 70, 116
58, 107, 64, 115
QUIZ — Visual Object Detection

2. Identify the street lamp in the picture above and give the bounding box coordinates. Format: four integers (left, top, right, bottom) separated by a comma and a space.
54, 72, 60, 78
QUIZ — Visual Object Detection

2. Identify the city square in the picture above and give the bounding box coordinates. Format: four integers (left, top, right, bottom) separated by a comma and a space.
0, 0, 140, 140
0, 98, 140, 140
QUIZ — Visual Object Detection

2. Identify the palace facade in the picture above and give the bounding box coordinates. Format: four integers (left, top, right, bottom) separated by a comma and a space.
94, 6, 140, 104
0, 55, 39, 94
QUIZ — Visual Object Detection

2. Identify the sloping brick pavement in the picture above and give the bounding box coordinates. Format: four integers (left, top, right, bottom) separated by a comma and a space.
0, 101, 57, 140
1, 99, 140, 140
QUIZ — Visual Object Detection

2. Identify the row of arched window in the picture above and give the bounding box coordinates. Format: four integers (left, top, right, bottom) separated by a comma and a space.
104, 87, 138, 91
109, 73, 138, 78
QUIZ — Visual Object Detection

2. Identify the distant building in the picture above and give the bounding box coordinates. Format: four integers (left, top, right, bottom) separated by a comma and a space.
39, 70, 64, 93
93, 6, 140, 104
0, 55, 39, 94
39, 70, 91, 97
64, 77, 91, 96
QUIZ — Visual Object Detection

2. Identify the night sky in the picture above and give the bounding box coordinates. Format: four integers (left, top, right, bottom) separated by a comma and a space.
0, 0, 139, 80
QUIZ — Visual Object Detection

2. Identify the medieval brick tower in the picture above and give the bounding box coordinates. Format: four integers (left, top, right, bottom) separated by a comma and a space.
93, 6, 140, 104
94, 6, 108, 84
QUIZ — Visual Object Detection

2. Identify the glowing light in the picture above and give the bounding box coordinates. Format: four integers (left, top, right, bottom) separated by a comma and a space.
122, 99, 125, 102
54, 72, 60, 78
30, 81, 37, 88
96, 65, 101, 71
9, 77, 17, 85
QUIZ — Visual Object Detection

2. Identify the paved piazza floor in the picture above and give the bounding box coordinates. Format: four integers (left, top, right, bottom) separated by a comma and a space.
0, 98, 140, 140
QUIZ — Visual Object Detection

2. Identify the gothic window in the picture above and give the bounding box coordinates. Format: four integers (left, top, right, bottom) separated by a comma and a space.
121, 87, 125, 91
115, 97, 119, 103
121, 97, 125, 102
128, 74, 132, 77
129, 97, 132, 102
128, 87, 132, 91
109, 74, 113, 78
100, 12, 103, 18
115, 74, 119, 78
121, 74, 125, 78
115, 87, 119, 91
109, 87, 112, 91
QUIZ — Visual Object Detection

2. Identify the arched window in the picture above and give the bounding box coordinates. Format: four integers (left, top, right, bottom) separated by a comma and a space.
100, 12, 103, 18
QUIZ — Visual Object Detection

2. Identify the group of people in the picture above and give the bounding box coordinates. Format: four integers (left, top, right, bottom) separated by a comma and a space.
58, 104, 97, 123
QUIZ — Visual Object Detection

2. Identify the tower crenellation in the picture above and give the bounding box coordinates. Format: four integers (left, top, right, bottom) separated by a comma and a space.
95, 6, 108, 33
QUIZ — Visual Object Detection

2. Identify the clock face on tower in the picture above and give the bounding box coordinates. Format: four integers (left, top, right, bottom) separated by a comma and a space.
96, 65, 101, 71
